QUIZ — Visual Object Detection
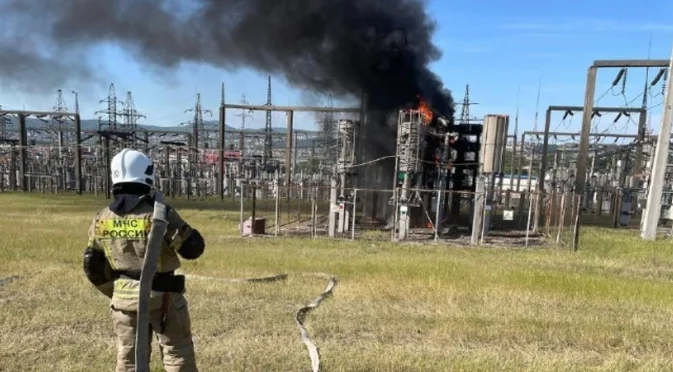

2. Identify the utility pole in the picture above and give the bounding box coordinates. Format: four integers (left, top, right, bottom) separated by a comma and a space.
641, 48, 673, 240
217, 83, 226, 201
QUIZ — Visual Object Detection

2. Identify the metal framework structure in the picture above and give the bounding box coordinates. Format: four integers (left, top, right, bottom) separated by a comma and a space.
576, 60, 669, 194
218, 102, 363, 201
0, 109, 82, 193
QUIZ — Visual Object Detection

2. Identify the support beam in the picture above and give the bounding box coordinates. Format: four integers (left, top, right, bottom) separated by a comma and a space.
547, 105, 643, 112
523, 131, 649, 139
592, 60, 670, 68
4, 126, 289, 138
516, 133, 525, 192
104, 136, 111, 200
218, 106, 226, 201
576, 67, 599, 195
18, 114, 27, 191
285, 110, 294, 200
0, 110, 77, 117
533, 109, 553, 231
641, 51, 673, 240
510, 133, 517, 191
75, 114, 82, 194
223, 104, 360, 113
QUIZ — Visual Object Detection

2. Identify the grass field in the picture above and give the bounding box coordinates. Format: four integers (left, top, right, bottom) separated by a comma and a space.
2, 193, 673, 371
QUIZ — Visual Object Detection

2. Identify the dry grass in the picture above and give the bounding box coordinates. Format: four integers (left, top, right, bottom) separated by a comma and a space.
2, 193, 673, 371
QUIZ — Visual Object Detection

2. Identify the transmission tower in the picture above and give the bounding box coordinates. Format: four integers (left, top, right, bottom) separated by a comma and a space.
184, 93, 212, 149
120, 91, 145, 133
264, 76, 273, 162
50, 89, 71, 150
51, 89, 68, 129
95, 83, 123, 130
235, 95, 253, 156
458, 85, 478, 125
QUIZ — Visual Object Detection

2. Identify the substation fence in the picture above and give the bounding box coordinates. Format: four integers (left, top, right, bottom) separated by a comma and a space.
538, 191, 582, 250
238, 185, 578, 248
580, 188, 646, 230
478, 189, 580, 249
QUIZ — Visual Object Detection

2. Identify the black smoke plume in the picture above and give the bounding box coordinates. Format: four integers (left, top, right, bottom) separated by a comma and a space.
0, 0, 454, 115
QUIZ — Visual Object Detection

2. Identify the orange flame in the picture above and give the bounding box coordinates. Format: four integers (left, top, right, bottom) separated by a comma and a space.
417, 95, 433, 123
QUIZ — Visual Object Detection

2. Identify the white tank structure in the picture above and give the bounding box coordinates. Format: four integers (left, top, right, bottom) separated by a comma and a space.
480, 114, 510, 175
479, 114, 509, 235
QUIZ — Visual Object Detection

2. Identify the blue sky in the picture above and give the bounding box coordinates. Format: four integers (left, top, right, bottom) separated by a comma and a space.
1, 0, 672, 139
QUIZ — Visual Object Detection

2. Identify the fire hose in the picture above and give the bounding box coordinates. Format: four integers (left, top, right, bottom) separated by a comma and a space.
185, 273, 337, 372
135, 191, 169, 372
134, 191, 338, 372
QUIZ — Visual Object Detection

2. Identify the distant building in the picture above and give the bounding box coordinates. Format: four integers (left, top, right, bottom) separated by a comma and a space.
499, 174, 538, 191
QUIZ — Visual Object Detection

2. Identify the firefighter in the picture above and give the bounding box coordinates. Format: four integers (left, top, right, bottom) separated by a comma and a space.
82, 148, 205, 372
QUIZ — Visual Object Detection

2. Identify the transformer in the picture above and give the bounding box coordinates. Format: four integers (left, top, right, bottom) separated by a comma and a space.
394, 109, 425, 203
336, 119, 359, 176
392, 109, 427, 240
329, 119, 361, 236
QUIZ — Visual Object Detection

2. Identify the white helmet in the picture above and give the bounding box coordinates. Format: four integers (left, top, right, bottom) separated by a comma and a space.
110, 148, 155, 187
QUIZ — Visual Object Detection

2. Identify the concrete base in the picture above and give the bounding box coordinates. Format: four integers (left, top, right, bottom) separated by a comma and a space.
241, 217, 266, 236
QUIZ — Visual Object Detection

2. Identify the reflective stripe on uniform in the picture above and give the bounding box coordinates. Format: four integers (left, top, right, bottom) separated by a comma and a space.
113, 278, 165, 300
100, 241, 117, 270
114, 278, 141, 300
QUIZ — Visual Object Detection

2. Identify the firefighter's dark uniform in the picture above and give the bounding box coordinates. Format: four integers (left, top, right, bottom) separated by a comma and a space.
83, 184, 205, 372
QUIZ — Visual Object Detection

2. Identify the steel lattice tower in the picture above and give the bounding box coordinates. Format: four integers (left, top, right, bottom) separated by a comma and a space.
50, 89, 71, 150
51, 89, 68, 130
95, 83, 121, 131
184, 93, 212, 149
264, 76, 273, 162
235, 95, 253, 158
459, 85, 471, 125
121, 91, 145, 133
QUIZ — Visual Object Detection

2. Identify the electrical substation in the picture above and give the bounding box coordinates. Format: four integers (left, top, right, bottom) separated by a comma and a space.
2, 56, 673, 249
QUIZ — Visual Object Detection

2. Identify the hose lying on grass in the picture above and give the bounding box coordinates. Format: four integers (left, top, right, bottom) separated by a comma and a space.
0, 276, 21, 287
184, 272, 337, 372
